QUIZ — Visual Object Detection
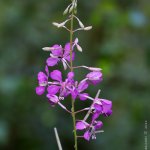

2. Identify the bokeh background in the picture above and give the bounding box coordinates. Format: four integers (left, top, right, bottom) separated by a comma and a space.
0, 0, 150, 150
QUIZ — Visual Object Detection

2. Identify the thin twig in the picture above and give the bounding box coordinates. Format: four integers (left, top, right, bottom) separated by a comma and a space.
83, 90, 101, 121
74, 107, 90, 114
54, 127, 63, 150
58, 102, 72, 113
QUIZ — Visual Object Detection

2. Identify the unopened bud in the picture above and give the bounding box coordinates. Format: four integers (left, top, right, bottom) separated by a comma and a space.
52, 21, 67, 28
69, 5, 74, 13
52, 22, 60, 27
82, 66, 102, 71
74, 38, 79, 44
88, 67, 102, 71
74, 2, 77, 9
84, 26, 92, 31
42, 47, 54, 51
76, 44, 82, 52
78, 21, 84, 28
63, 5, 70, 15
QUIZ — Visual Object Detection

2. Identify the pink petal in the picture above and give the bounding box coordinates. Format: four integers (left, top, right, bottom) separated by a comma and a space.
76, 121, 88, 130
64, 42, 70, 54
78, 80, 88, 92
64, 52, 75, 62
46, 57, 59, 66
45, 65, 49, 76
94, 121, 103, 130
86, 71, 103, 85
35, 86, 45, 95
79, 93, 89, 101
101, 99, 112, 115
92, 112, 101, 121
50, 70, 62, 82
47, 85, 60, 95
38, 72, 47, 81
94, 103, 103, 112
67, 72, 74, 79
47, 94, 59, 104
71, 89, 78, 100
83, 131, 91, 141
51, 44, 63, 56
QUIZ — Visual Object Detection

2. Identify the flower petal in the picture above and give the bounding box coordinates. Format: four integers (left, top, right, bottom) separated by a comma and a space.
92, 112, 101, 121
76, 121, 87, 130
94, 121, 103, 130
63, 42, 75, 61
71, 89, 78, 100
47, 85, 60, 95
67, 72, 74, 79
45, 65, 49, 76
35, 86, 45, 95
64, 42, 70, 54
94, 103, 103, 112
79, 93, 89, 101
38, 72, 47, 82
78, 80, 88, 92
64, 51, 75, 62
51, 44, 63, 56
83, 131, 91, 141
46, 57, 59, 66
46, 94, 59, 104
101, 99, 112, 115
50, 70, 62, 82
60, 88, 70, 97
86, 71, 103, 85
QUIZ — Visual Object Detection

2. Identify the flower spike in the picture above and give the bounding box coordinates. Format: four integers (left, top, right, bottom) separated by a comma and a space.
35, 0, 112, 148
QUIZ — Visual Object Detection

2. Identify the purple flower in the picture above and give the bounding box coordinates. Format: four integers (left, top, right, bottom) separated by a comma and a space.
83, 121, 103, 141
35, 66, 49, 95
86, 71, 103, 85
47, 85, 60, 95
94, 121, 103, 130
76, 120, 103, 141
92, 98, 112, 120
37, 71, 48, 85
47, 70, 74, 99
70, 79, 89, 100
76, 121, 89, 130
46, 42, 75, 69
46, 94, 59, 106
101, 99, 113, 116
36, 86, 45, 96
36, 33, 113, 143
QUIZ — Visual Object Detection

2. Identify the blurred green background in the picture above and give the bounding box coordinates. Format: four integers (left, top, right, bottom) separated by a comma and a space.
0, 0, 150, 150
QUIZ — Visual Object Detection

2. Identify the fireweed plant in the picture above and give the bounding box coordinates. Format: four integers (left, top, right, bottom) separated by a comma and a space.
35, 0, 112, 149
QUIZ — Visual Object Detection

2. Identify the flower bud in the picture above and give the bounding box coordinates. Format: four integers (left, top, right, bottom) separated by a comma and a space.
42, 47, 54, 51
78, 21, 84, 28
88, 67, 102, 71
74, 38, 79, 44
84, 26, 92, 31
63, 5, 70, 15
76, 44, 82, 52
52, 21, 67, 28
52, 22, 60, 27
69, 5, 74, 13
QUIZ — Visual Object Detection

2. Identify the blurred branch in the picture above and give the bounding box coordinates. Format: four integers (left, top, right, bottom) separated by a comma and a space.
54, 127, 63, 150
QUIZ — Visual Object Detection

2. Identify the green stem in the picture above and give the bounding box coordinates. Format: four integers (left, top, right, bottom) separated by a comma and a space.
70, 14, 73, 72
70, 10, 78, 150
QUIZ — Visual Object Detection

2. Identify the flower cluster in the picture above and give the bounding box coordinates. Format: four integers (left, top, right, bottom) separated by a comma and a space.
35, 0, 112, 145
36, 40, 112, 141
76, 96, 112, 141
